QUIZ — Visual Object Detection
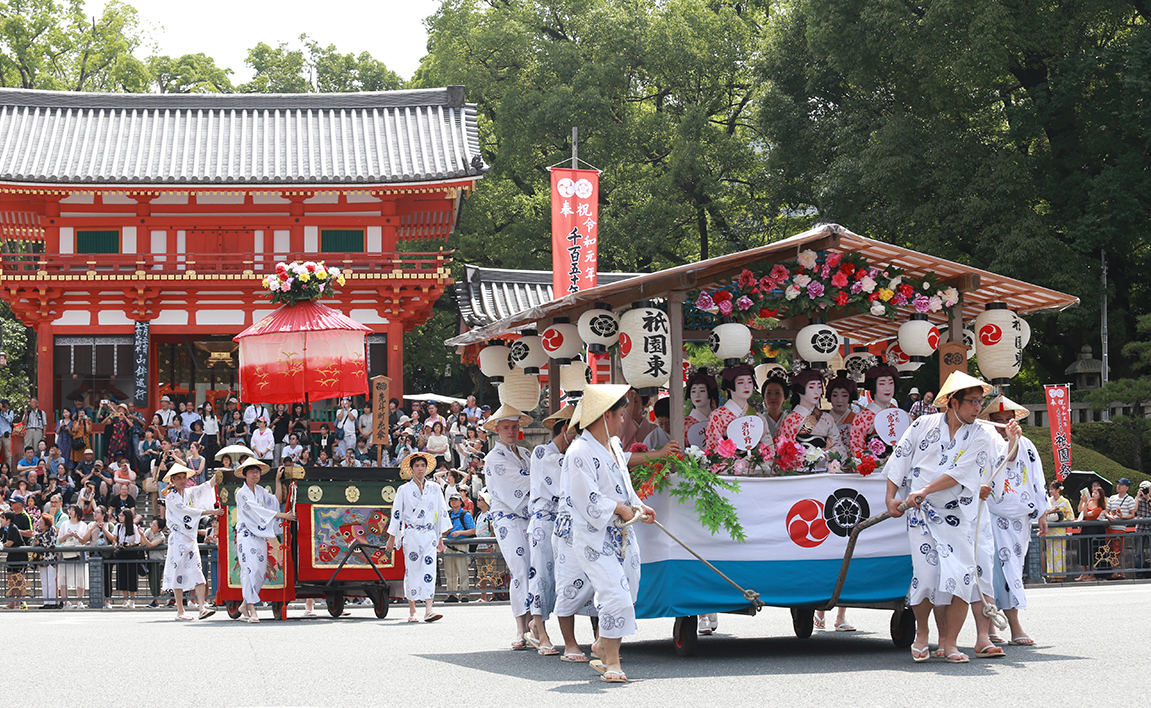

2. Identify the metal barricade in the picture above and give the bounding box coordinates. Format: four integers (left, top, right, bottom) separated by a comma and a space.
1028, 518, 1151, 583
0, 544, 218, 609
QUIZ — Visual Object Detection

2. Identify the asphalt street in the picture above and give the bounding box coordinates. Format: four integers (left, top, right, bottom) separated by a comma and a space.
9, 582, 1136, 707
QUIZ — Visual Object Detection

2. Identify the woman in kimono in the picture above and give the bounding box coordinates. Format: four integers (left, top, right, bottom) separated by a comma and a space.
775, 370, 848, 462
683, 369, 718, 446
826, 372, 857, 446
980, 395, 1047, 646
161, 462, 223, 620
234, 458, 295, 623
755, 364, 789, 439
567, 384, 656, 683
884, 371, 1000, 663
850, 365, 899, 459
481, 403, 535, 648
385, 452, 450, 623
525, 404, 576, 655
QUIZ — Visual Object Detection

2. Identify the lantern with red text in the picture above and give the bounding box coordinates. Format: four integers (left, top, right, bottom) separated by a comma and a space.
509, 328, 549, 376
498, 366, 541, 412
898, 314, 940, 364
577, 304, 620, 353
619, 304, 671, 396
478, 341, 513, 384
709, 322, 752, 367
541, 317, 582, 365
974, 303, 1023, 386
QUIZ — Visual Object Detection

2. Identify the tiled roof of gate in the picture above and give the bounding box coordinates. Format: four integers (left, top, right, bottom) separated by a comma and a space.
0, 86, 486, 185
457, 265, 642, 329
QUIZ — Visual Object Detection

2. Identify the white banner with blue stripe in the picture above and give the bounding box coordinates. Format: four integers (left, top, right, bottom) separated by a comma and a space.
635, 473, 912, 618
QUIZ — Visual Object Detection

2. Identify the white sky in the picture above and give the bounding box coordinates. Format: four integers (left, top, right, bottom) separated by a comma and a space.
86, 0, 443, 85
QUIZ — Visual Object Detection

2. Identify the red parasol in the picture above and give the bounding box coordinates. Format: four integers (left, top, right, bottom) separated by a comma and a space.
234, 301, 372, 404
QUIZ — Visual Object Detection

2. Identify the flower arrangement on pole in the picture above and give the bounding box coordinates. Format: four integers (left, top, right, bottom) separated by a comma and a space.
261, 261, 347, 304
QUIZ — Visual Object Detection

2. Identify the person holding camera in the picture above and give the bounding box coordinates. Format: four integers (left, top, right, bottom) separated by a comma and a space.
20, 398, 46, 459
335, 397, 358, 460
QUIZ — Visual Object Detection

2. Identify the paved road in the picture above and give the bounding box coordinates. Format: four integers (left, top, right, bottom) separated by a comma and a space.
11, 582, 1139, 707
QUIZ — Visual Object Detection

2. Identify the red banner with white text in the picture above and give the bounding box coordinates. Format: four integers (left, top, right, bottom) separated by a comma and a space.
550, 168, 600, 297
1044, 384, 1072, 481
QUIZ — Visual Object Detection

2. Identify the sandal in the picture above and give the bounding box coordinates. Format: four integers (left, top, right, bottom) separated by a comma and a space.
198, 608, 216, 620
911, 645, 930, 663
834, 622, 857, 632
944, 652, 970, 664
174, 614, 194, 621
813, 616, 826, 630
560, 652, 589, 662
538, 645, 560, 656
524, 632, 541, 649
1009, 636, 1035, 646
931, 649, 945, 658
589, 659, 607, 675
987, 634, 1006, 644
975, 645, 1006, 658
246, 616, 261, 624
510, 639, 527, 650
424, 613, 443, 623
407, 615, 420, 623
600, 670, 627, 683
304, 610, 317, 617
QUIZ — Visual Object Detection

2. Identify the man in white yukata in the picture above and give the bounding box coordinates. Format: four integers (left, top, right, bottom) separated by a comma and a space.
385, 452, 450, 623
161, 462, 224, 620
233, 458, 296, 623
567, 384, 656, 684
980, 394, 1047, 647
482, 403, 536, 649
524, 404, 576, 656
885, 371, 1002, 663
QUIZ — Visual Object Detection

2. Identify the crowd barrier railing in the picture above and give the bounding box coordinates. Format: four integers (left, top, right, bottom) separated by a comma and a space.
1027, 518, 1151, 583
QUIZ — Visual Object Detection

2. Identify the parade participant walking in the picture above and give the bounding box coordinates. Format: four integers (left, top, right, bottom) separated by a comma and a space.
234, 458, 295, 623
386, 452, 450, 623
525, 404, 576, 656
884, 371, 999, 663
980, 395, 1047, 646
161, 462, 222, 620
568, 385, 656, 683
482, 403, 535, 648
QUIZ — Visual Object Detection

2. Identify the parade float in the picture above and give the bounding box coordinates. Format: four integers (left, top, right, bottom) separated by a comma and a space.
447, 223, 1078, 653
214, 261, 402, 620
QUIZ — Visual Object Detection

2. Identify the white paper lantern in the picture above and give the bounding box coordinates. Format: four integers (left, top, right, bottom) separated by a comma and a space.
560, 359, 592, 399
619, 304, 671, 394
499, 366, 541, 412
709, 322, 752, 366
886, 340, 921, 378
962, 328, 976, 360
974, 302, 1023, 385
843, 349, 877, 383
508, 328, 549, 375
577, 304, 620, 353
794, 320, 840, 369
898, 314, 941, 363
541, 317, 582, 364
1019, 316, 1031, 349
478, 341, 513, 383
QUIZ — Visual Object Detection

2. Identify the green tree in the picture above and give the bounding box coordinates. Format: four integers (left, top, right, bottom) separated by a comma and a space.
240, 40, 309, 93
147, 53, 233, 93
240, 34, 404, 93
0, 0, 150, 91
0, 301, 31, 409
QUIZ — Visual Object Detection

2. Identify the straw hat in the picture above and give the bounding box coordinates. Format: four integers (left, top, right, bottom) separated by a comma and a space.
399, 452, 437, 480
571, 384, 630, 429
980, 394, 1029, 422
542, 404, 577, 428
481, 403, 532, 432
233, 457, 271, 478
162, 462, 195, 483
933, 370, 993, 408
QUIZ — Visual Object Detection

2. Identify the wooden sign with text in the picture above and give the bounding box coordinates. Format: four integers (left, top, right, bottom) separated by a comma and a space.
371, 376, 391, 464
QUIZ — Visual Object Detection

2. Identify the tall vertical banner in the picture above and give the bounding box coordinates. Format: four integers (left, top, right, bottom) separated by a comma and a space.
550, 168, 600, 297
371, 375, 390, 464
1044, 384, 1072, 481
133, 321, 149, 408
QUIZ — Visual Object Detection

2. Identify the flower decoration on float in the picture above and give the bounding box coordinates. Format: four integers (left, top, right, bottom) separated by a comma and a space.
262, 261, 345, 304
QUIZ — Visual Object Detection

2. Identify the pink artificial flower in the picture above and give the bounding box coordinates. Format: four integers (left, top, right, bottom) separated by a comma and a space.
892, 292, 908, 306
738, 269, 756, 289
826, 253, 842, 269
807, 281, 824, 299
831, 271, 849, 289
717, 438, 738, 459
718, 299, 733, 316
628, 443, 649, 453
736, 296, 753, 311
280, 280, 293, 292
757, 443, 774, 461
912, 295, 931, 313
770, 264, 790, 283
821, 263, 830, 279
696, 292, 714, 310
868, 437, 887, 456
850, 281, 864, 294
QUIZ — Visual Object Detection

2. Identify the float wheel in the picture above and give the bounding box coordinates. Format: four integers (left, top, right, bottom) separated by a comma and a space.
673, 616, 699, 656
226, 601, 242, 620
791, 607, 815, 639
890, 607, 916, 648
270, 601, 287, 620
326, 592, 345, 618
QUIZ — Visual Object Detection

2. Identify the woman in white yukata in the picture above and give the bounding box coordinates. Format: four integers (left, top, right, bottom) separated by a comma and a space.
884, 371, 1002, 663
385, 452, 450, 623
161, 462, 224, 620
481, 403, 535, 649
233, 458, 296, 623
568, 384, 657, 684
980, 395, 1047, 647
525, 404, 576, 656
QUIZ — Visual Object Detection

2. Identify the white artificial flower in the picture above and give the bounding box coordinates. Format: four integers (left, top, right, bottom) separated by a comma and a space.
870, 302, 886, 316
794, 274, 811, 288
797, 250, 818, 270
861, 276, 877, 293
786, 285, 802, 300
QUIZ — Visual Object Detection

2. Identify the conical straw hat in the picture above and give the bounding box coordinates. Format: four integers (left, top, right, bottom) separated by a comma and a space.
542, 404, 577, 428
934, 370, 992, 408
979, 394, 1029, 421
572, 384, 631, 429
481, 403, 533, 432
233, 457, 271, 478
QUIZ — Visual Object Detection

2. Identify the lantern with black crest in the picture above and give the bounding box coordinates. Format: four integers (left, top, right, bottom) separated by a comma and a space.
541, 317, 582, 365
508, 328, 549, 375
619, 303, 671, 396
577, 303, 620, 353
794, 318, 840, 370
709, 321, 752, 367
843, 347, 877, 383
478, 340, 513, 383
